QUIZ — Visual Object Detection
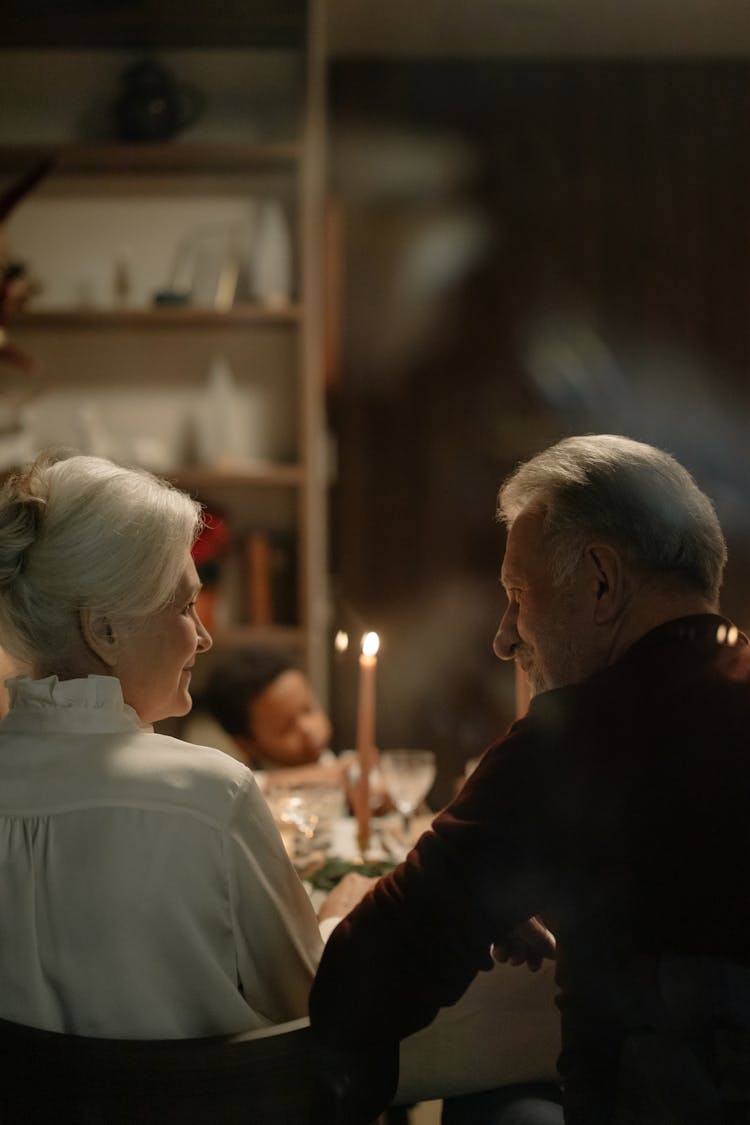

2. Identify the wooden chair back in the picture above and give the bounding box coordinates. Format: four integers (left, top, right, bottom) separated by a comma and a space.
0, 1015, 315, 1124
0, 1014, 398, 1125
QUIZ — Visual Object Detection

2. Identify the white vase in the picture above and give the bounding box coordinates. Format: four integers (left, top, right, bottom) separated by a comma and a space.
197, 356, 246, 467
252, 199, 292, 308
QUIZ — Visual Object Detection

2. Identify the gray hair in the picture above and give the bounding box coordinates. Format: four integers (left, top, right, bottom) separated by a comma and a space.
497, 434, 727, 604
0, 450, 203, 675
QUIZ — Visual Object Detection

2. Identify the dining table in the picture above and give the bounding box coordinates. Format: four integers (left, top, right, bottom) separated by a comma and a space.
266, 785, 561, 1107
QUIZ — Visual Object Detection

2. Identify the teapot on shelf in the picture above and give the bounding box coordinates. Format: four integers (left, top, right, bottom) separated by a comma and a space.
113, 58, 204, 142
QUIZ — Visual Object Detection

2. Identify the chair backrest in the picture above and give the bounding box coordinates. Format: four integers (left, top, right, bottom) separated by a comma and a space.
614, 955, 750, 1125
0, 1015, 399, 1125
0, 1015, 315, 1124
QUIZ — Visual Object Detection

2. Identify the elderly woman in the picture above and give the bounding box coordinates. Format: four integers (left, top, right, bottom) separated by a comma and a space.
0, 450, 322, 1038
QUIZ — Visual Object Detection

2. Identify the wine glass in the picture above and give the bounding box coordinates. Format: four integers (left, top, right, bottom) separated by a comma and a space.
379, 750, 436, 839
265, 785, 346, 857
265, 789, 320, 857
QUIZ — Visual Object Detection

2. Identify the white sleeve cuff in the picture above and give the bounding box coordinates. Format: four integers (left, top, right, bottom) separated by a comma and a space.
318, 916, 343, 944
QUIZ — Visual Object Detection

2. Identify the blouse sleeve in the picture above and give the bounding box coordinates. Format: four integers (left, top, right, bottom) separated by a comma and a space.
226, 774, 323, 1023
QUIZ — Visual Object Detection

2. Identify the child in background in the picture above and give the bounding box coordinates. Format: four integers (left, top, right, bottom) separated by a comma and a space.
183, 645, 394, 820
183, 646, 348, 789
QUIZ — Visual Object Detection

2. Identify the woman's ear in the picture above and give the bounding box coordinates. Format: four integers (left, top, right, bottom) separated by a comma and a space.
79, 607, 119, 668
585, 544, 627, 625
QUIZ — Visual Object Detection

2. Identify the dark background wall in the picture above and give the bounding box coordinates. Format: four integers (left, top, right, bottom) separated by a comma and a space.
326, 60, 750, 805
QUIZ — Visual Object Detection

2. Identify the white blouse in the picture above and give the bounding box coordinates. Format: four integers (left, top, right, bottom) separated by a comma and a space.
0, 675, 323, 1038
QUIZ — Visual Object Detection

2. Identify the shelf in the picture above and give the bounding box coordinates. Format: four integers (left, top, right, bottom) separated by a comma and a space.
210, 625, 305, 651
0, 143, 301, 198
4, 2, 305, 50
0, 142, 301, 177
16, 305, 303, 329
0, 465, 304, 489
171, 465, 303, 489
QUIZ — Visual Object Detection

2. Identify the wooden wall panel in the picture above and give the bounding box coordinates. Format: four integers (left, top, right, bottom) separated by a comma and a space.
327, 61, 750, 798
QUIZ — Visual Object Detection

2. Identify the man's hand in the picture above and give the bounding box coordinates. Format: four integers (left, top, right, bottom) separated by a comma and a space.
492, 916, 556, 972
318, 872, 379, 923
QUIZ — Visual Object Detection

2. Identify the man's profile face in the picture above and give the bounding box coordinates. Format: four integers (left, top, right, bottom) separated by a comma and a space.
494, 507, 597, 696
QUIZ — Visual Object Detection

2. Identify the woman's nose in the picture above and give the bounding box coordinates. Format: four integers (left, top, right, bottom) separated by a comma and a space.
493, 602, 519, 661
195, 613, 213, 653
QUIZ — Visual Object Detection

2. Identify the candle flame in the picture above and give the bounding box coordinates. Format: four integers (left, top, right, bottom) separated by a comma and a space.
361, 631, 380, 658
334, 629, 349, 654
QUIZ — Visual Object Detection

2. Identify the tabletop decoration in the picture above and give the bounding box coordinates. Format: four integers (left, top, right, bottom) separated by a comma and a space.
113, 58, 204, 142
354, 630, 379, 854
306, 856, 395, 894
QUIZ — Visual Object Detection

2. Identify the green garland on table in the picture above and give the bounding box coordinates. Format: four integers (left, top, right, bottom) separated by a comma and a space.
306, 856, 396, 893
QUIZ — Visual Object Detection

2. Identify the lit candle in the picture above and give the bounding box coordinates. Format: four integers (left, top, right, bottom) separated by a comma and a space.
334, 629, 349, 655
355, 631, 379, 853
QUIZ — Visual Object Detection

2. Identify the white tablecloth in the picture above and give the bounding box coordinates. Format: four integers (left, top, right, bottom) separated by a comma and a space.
396, 960, 559, 1103
313, 817, 560, 1103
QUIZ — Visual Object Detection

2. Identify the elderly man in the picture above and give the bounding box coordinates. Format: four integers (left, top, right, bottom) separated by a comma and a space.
310, 434, 750, 1125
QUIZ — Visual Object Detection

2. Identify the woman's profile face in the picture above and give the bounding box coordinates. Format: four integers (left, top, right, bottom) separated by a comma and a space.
115, 556, 212, 724
246, 669, 332, 768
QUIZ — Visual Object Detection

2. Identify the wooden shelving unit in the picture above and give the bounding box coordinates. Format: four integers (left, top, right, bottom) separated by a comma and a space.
1, 0, 329, 696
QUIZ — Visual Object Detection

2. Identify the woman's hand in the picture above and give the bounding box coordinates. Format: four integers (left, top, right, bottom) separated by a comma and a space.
318, 872, 379, 922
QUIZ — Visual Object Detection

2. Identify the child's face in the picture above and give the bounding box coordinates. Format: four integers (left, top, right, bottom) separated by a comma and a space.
245, 669, 332, 768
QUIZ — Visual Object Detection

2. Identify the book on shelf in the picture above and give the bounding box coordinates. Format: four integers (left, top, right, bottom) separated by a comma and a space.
243, 530, 297, 627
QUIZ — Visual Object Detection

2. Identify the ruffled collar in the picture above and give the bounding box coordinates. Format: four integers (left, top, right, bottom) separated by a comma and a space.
2, 675, 150, 734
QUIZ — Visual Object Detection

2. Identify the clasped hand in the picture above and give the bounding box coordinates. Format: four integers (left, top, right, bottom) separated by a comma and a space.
492, 916, 556, 972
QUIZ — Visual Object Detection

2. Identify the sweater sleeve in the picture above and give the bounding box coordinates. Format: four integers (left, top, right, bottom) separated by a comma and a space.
310, 722, 553, 1049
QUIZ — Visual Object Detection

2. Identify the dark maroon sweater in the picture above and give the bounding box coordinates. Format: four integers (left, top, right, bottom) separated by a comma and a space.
310, 615, 750, 1123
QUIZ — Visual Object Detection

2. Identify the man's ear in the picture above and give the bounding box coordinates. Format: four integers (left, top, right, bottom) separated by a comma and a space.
585, 544, 626, 625
79, 607, 119, 668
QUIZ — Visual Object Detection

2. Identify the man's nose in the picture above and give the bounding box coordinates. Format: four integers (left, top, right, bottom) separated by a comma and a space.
493, 603, 518, 661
